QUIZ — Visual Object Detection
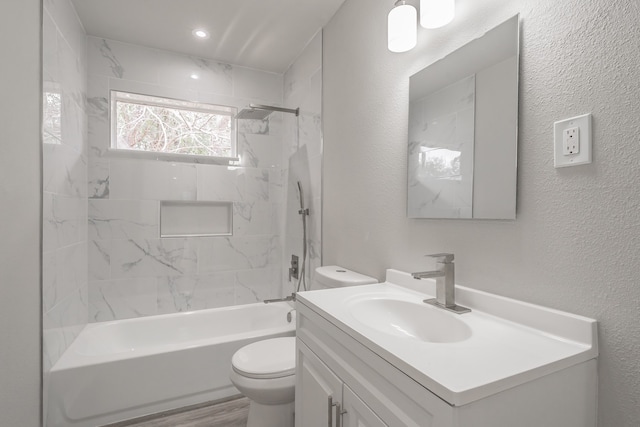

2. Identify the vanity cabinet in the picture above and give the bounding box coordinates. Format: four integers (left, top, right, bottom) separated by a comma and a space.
342, 385, 386, 427
296, 339, 342, 427
296, 340, 386, 427
295, 304, 454, 427
295, 283, 598, 427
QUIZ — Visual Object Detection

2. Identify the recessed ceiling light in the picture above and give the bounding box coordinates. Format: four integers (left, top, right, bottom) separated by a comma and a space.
192, 29, 210, 39
190, 73, 199, 80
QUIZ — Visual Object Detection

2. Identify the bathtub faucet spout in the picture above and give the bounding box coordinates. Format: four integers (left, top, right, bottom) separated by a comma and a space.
263, 293, 296, 304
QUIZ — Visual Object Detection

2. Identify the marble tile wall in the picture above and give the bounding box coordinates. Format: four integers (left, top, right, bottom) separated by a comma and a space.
86, 38, 287, 321
281, 31, 323, 293
42, 0, 89, 394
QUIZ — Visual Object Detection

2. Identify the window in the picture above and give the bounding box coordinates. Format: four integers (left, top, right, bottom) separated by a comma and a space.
43, 83, 62, 145
110, 91, 237, 160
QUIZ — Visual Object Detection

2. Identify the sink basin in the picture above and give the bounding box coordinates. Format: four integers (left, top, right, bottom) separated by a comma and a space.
349, 298, 472, 343
297, 272, 598, 407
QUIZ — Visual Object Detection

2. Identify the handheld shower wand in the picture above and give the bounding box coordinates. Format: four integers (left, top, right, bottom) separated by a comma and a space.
296, 181, 310, 292
297, 181, 310, 216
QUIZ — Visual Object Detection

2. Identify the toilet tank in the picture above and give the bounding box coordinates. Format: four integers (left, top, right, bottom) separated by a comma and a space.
312, 266, 377, 290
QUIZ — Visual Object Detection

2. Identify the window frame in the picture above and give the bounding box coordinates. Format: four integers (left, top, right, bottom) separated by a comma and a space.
109, 90, 239, 164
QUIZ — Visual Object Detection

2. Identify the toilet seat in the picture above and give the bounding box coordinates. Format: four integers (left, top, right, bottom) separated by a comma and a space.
232, 337, 296, 379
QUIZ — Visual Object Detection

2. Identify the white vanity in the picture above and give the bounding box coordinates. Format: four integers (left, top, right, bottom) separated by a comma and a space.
295, 269, 598, 427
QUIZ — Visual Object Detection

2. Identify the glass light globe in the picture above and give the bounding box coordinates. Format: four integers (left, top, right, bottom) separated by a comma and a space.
388, 2, 417, 53
420, 0, 455, 29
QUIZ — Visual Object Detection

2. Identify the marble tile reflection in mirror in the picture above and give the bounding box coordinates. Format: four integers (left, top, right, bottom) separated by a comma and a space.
408, 15, 519, 219
408, 75, 475, 218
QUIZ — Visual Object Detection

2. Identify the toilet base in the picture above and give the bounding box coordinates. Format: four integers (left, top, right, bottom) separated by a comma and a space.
247, 401, 294, 427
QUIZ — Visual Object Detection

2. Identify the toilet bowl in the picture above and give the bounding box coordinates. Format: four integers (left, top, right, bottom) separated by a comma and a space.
230, 337, 296, 427
229, 266, 377, 427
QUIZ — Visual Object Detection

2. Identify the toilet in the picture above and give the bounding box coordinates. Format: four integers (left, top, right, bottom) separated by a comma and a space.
229, 266, 377, 427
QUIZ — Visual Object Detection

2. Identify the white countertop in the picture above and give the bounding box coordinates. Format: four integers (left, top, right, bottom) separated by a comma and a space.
297, 269, 598, 406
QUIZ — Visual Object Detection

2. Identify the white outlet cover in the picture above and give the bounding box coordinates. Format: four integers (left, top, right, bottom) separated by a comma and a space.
554, 113, 592, 168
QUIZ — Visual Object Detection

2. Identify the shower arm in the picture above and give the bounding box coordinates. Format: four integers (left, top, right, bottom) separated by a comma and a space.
249, 104, 300, 116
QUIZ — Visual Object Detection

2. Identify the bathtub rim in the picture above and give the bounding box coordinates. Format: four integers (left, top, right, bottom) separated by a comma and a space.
51, 300, 296, 371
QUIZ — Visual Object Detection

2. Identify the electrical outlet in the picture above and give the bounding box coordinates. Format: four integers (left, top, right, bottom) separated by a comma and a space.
563, 127, 580, 155
554, 114, 592, 168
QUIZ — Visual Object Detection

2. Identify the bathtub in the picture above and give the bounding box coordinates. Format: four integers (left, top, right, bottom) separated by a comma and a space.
46, 301, 296, 427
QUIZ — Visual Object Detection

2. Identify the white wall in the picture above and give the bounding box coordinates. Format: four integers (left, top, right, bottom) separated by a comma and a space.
0, 0, 42, 425
323, 0, 640, 425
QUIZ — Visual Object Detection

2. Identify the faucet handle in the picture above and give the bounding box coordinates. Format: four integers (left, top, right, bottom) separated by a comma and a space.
426, 253, 454, 263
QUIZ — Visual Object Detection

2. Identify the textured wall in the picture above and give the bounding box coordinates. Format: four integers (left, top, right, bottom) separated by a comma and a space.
323, 0, 640, 425
0, 0, 42, 425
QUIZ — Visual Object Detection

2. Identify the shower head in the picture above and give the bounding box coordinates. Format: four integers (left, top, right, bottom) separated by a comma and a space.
235, 106, 273, 120
235, 104, 300, 120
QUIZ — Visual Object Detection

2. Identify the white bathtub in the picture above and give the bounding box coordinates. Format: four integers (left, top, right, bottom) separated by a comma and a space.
46, 301, 296, 427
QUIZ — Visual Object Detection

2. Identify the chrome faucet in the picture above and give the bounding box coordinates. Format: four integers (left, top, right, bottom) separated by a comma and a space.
412, 253, 470, 314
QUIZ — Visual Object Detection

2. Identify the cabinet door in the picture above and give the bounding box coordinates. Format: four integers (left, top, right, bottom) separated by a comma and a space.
342, 385, 388, 427
296, 340, 343, 427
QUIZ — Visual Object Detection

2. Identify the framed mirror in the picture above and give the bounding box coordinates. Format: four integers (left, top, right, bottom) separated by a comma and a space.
407, 15, 519, 219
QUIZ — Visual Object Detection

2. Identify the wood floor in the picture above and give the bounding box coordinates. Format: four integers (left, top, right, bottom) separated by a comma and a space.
103, 396, 250, 427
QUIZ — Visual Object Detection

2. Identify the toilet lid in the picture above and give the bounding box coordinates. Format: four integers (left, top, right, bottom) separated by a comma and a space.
232, 337, 296, 379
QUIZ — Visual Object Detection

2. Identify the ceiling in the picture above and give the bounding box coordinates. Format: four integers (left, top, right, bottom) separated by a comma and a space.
71, 0, 347, 73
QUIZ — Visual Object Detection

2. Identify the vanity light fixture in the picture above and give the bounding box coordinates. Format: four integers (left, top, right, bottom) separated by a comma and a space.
387, 0, 417, 53
192, 28, 210, 39
420, 0, 455, 29
387, 0, 456, 52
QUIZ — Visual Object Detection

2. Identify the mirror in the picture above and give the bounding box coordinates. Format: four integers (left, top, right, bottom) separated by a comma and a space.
407, 15, 519, 219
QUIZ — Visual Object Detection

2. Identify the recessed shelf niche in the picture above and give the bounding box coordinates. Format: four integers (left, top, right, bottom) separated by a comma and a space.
160, 201, 233, 237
